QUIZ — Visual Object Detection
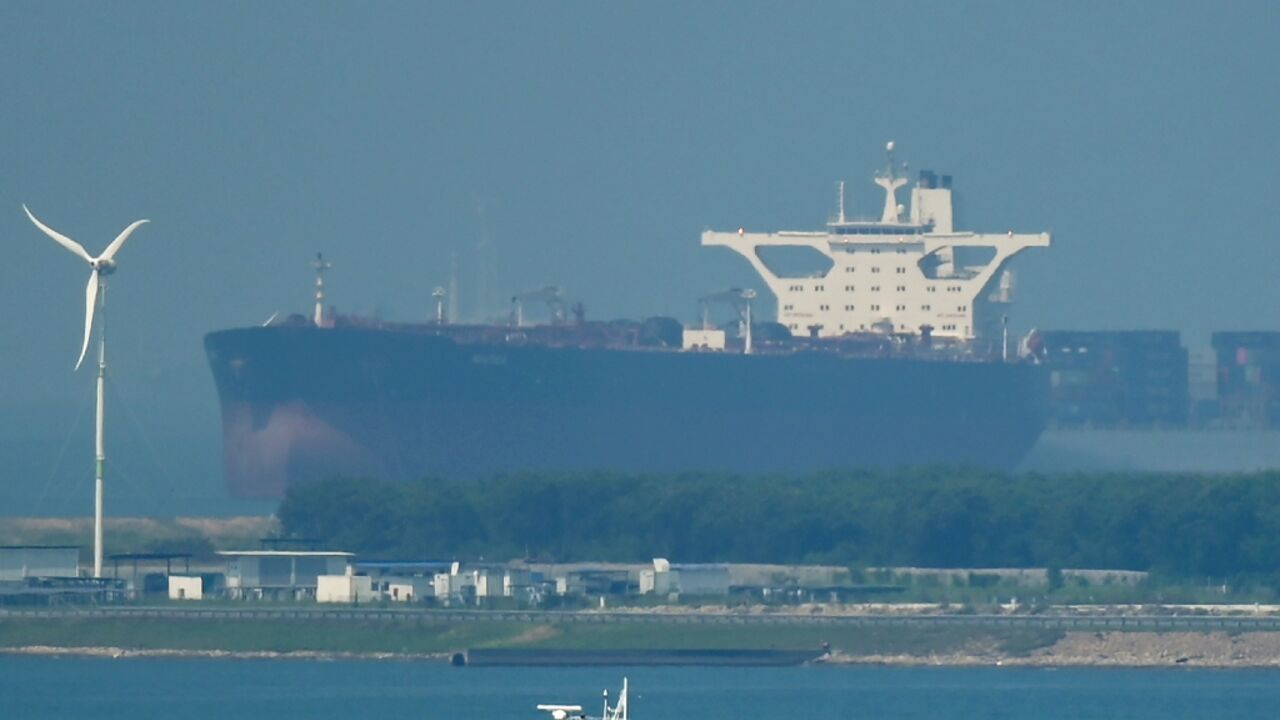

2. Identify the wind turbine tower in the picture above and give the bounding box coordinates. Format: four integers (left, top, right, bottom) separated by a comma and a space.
23, 205, 149, 579
312, 252, 332, 327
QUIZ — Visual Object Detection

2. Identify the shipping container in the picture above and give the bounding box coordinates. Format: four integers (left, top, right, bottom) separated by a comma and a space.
1211, 332, 1280, 428
1039, 331, 1189, 428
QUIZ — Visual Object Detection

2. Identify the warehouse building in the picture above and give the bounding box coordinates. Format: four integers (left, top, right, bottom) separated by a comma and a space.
357, 561, 450, 603
0, 546, 80, 580
219, 550, 354, 600
0, 546, 128, 605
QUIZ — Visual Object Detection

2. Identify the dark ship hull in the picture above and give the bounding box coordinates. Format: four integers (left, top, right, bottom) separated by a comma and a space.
205, 325, 1049, 499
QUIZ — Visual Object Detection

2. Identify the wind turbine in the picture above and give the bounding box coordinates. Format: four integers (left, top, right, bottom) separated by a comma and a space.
23, 204, 149, 579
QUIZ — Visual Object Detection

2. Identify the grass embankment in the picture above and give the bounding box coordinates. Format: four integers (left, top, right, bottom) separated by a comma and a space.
0, 616, 1062, 658
0, 517, 274, 559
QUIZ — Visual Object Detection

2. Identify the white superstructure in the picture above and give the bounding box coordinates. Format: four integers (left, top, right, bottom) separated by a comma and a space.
536, 678, 628, 720
702, 142, 1049, 343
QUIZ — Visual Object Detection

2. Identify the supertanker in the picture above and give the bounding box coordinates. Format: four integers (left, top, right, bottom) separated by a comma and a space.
206, 144, 1052, 498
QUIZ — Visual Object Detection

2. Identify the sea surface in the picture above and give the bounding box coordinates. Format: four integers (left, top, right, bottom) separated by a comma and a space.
3, 657, 1280, 719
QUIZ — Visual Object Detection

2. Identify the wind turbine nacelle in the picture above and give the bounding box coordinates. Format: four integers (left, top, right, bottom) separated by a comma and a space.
94, 258, 118, 275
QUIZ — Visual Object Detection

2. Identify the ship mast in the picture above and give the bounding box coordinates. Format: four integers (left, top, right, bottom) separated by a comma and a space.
873, 140, 907, 223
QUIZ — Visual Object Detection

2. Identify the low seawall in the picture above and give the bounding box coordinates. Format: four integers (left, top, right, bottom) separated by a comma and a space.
459, 648, 822, 667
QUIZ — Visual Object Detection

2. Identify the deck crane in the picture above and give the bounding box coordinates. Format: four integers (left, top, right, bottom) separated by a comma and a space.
697, 287, 748, 330
698, 287, 757, 354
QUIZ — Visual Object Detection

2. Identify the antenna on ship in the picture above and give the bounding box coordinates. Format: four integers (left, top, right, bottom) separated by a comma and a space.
312, 252, 332, 327
741, 288, 756, 355
837, 180, 847, 224
1002, 314, 1009, 362
23, 204, 150, 578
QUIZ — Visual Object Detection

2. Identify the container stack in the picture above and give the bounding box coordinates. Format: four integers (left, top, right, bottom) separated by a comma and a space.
1040, 330, 1189, 429
1211, 332, 1280, 428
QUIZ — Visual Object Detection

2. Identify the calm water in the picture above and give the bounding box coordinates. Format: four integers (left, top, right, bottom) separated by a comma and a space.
3, 657, 1279, 719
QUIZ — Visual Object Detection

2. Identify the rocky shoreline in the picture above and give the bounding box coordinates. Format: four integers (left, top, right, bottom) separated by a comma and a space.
6, 632, 1280, 667
824, 631, 1280, 668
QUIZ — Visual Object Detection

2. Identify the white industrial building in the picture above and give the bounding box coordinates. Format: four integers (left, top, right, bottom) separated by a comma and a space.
432, 563, 541, 605
639, 558, 730, 597
383, 576, 434, 602
317, 571, 376, 604
433, 570, 475, 604
555, 574, 587, 596
504, 568, 534, 598
474, 569, 503, 599
168, 576, 203, 600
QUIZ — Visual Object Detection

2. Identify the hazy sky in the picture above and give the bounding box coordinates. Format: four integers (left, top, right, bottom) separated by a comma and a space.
1, 1, 1277, 515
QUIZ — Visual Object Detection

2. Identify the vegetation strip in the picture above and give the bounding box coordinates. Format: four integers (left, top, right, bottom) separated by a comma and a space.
279, 471, 1280, 593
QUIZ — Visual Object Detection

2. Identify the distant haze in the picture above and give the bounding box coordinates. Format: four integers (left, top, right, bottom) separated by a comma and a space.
1, 2, 1277, 516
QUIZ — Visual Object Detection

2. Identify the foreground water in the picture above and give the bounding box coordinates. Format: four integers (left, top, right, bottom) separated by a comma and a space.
3, 657, 1280, 719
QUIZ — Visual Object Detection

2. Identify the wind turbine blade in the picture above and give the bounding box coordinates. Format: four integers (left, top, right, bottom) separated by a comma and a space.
22, 204, 93, 264
99, 218, 150, 262
77, 270, 100, 371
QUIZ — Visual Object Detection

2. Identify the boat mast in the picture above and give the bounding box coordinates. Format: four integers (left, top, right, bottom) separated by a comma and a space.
602, 678, 628, 720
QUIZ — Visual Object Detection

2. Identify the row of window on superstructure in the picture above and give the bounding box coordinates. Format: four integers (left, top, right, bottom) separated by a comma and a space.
831, 227, 930, 236
836, 247, 919, 257
782, 304, 966, 313
786, 283, 966, 296
784, 322, 969, 334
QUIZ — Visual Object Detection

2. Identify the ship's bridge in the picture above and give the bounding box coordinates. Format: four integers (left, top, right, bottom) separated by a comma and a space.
702, 144, 1049, 343
828, 222, 931, 235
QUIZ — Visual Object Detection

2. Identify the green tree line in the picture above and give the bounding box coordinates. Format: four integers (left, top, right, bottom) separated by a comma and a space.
277, 469, 1280, 581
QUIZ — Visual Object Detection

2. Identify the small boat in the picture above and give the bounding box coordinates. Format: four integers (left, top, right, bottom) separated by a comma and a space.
537, 678, 629, 720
